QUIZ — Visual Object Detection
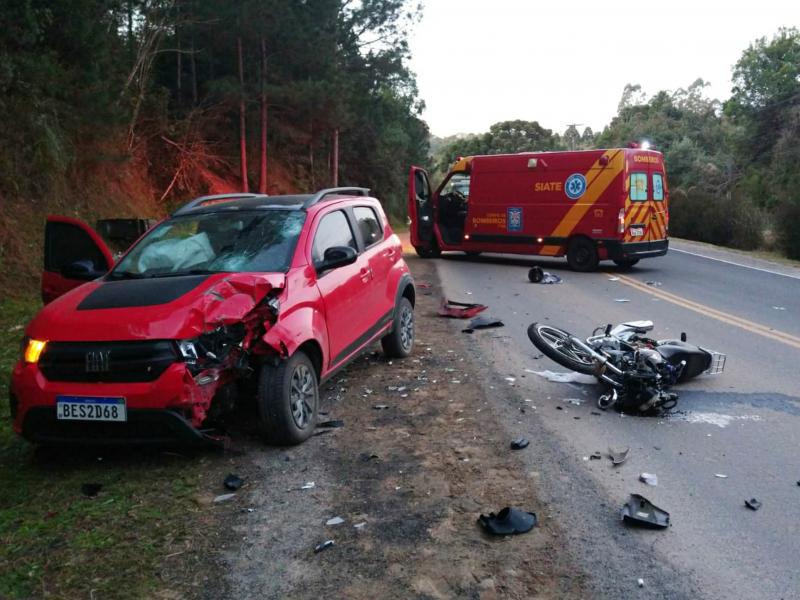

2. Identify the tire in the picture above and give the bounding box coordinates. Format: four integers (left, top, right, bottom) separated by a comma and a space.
381, 297, 415, 358
415, 243, 441, 258
257, 351, 319, 445
528, 266, 544, 283
566, 238, 599, 272
613, 259, 639, 269
527, 322, 597, 375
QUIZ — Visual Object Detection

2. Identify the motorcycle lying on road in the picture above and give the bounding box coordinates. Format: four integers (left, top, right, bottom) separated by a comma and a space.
527, 320, 726, 413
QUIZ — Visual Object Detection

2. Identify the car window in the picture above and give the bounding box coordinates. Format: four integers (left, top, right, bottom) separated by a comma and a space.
441, 173, 470, 198
312, 210, 357, 264
630, 172, 648, 201
111, 210, 305, 277
354, 206, 383, 248
45, 221, 107, 273
653, 173, 664, 201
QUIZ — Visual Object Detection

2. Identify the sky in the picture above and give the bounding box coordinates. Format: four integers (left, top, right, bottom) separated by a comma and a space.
407, 0, 799, 137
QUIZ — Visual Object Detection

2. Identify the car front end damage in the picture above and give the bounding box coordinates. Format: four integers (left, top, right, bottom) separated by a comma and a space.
10, 273, 290, 445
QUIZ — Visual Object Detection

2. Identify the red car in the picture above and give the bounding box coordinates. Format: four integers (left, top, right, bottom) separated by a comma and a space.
10, 188, 416, 445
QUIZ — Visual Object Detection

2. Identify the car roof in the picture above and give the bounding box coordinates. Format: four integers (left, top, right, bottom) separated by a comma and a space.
172, 188, 372, 217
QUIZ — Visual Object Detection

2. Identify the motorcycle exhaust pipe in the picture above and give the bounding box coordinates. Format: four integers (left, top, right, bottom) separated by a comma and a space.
569, 336, 624, 376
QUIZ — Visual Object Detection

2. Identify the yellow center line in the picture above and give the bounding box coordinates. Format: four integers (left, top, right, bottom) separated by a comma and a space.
609, 273, 800, 351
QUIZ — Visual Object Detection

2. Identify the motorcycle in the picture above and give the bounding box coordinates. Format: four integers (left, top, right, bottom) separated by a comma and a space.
527, 320, 726, 413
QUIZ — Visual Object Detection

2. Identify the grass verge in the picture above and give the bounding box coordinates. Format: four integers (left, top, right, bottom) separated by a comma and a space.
0, 297, 216, 599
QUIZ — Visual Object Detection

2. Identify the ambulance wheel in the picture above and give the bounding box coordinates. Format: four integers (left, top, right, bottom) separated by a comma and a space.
566, 238, 599, 272
415, 244, 441, 258
613, 259, 639, 269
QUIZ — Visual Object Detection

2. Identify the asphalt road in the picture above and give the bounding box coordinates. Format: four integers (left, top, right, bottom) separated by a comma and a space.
430, 239, 800, 599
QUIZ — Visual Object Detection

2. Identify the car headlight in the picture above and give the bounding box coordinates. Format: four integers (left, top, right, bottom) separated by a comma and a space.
22, 338, 47, 363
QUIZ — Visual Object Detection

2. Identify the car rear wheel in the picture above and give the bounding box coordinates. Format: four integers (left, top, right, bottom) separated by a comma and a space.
415, 242, 441, 258
566, 238, 599, 272
381, 297, 415, 358
257, 350, 318, 445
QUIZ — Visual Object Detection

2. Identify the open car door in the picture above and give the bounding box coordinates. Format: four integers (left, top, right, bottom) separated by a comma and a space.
408, 166, 435, 251
42, 216, 114, 304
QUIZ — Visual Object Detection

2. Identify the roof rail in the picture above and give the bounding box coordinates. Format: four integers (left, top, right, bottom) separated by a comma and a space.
303, 187, 370, 208
172, 193, 267, 216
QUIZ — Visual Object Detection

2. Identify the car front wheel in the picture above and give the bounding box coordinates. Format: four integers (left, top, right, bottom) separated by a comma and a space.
381, 297, 415, 358
257, 351, 319, 445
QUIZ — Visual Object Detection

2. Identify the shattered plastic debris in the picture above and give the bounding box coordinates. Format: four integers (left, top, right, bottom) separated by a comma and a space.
510, 438, 530, 450
528, 266, 562, 284
533, 370, 597, 385
300, 482, 316, 490
608, 276, 620, 282
505, 377, 516, 383
326, 516, 345, 526
564, 398, 583, 406
614, 298, 631, 303
639, 473, 658, 486
438, 298, 488, 319
609, 447, 630, 466
772, 306, 786, 310
745, 498, 762, 511
317, 419, 344, 428
478, 507, 537, 535
224, 473, 244, 491
645, 281, 662, 287
372, 404, 389, 410
314, 540, 335, 554
353, 522, 367, 529
590, 452, 602, 460
621, 494, 670, 529
462, 315, 504, 333
714, 473, 728, 479
213, 493, 236, 503
81, 483, 102, 497
638, 578, 645, 588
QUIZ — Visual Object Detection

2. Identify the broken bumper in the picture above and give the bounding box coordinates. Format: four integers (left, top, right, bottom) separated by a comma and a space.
10, 360, 214, 445
604, 239, 669, 261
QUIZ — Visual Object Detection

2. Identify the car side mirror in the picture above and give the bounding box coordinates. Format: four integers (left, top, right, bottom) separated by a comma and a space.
316, 246, 357, 273
61, 259, 107, 281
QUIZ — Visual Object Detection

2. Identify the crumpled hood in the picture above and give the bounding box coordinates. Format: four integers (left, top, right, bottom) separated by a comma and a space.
27, 272, 285, 341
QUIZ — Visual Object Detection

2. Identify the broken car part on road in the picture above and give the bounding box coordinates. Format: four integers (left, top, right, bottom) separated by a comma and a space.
438, 298, 488, 319
527, 320, 725, 414
527, 266, 563, 284
621, 494, 670, 529
462, 316, 504, 333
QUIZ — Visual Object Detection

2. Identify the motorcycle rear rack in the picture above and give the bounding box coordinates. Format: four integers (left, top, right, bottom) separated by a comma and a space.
704, 352, 726, 375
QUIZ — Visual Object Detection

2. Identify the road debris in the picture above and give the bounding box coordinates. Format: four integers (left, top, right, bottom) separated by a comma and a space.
462, 315, 504, 333
372, 404, 389, 410
213, 493, 236, 503
614, 298, 631, 303
314, 540, 335, 554
645, 280, 662, 287
528, 266, 562, 284
478, 507, 537, 535
353, 522, 367, 529
224, 473, 244, 491
714, 473, 728, 479
608, 276, 620, 281
297, 482, 315, 490
772, 306, 786, 310
609, 447, 630, 466
532, 370, 597, 385
745, 498, 762, 511
81, 483, 102, 497
590, 452, 602, 460
639, 473, 658, 486
510, 438, 530, 450
317, 419, 344, 428
638, 578, 645, 588
621, 494, 670, 529
438, 298, 488, 319
326, 516, 345, 526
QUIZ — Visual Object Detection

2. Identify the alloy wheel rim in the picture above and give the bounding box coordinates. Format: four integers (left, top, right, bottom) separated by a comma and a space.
399, 306, 414, 351
290, 364, 315, 428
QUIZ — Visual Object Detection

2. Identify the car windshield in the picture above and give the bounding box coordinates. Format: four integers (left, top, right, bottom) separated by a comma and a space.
110, 210, 305, 278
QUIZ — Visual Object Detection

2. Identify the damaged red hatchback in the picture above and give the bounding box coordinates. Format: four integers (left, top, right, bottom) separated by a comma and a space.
10, 188, 415, 445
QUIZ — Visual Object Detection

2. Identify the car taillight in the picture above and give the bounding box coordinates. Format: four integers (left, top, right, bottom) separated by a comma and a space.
618, 208, 625, 234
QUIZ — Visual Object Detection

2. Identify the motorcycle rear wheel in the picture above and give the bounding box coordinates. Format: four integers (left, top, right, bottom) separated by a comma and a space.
527, 323, 597, 375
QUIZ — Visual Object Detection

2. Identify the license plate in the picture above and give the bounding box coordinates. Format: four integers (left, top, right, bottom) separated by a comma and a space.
56, 396, 127, 422
630, 226, 644, 237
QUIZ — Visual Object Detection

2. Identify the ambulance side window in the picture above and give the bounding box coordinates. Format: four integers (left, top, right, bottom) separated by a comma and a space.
653, 173, 664, 201
630, 173, 648, 201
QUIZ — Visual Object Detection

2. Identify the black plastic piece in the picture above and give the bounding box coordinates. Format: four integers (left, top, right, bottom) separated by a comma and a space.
478, 507, 537, 535
621, 494, 670, 528
224, 474, 244, 491
510, 438, 529, 450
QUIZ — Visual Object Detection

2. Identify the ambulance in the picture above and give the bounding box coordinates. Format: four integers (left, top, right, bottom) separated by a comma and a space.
408, 146, 669, 271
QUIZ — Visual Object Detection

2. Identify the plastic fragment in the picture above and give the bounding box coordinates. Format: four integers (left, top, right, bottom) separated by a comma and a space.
639, 473, 658, 486
621, 494, 670, 528
353, 522, 367, 529
478, 507, 537, 535
314, 540, 335, 554
714, 473, 728, 479
326, 516, 345, 526
614, 298, 631, 303
300, 482, 315, 490
609, 447, 630, 465
510, 438, 529, 450
745, 498, 762, 511
317, 419, 344, 428
638, 578, 645, 588
214, 493, 236, 503
372, 404, 389, 410
438, 298, 488, 319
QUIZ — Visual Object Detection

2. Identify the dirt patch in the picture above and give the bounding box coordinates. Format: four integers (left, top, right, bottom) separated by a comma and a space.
206, 257, 588, 599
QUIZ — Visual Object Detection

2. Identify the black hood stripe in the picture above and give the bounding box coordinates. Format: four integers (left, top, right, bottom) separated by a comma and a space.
77, 275, 211, 310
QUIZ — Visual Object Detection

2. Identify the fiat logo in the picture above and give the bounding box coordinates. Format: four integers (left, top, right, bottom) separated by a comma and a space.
85, 350, 111, 373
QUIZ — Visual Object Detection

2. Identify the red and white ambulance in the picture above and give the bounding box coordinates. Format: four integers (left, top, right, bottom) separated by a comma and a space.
408, 146, 669, 271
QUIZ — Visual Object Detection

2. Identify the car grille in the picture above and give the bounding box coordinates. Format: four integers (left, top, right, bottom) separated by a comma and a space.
39, 341, 178, 383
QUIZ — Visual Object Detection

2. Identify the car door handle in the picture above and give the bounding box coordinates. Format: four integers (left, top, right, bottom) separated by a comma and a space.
360, 267, 372, 282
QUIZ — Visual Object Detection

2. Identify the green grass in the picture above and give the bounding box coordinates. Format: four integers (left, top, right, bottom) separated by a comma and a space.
0, 297, 212, 599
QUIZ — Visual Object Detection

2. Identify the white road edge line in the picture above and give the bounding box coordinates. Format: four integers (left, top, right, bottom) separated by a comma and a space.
670, 247, 800, 280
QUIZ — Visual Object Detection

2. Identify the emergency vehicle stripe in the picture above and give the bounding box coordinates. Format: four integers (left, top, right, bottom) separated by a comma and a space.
539, 150, 623, 255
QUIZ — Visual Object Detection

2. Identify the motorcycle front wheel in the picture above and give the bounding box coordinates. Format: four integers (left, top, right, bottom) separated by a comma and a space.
527, 323, 597, 375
